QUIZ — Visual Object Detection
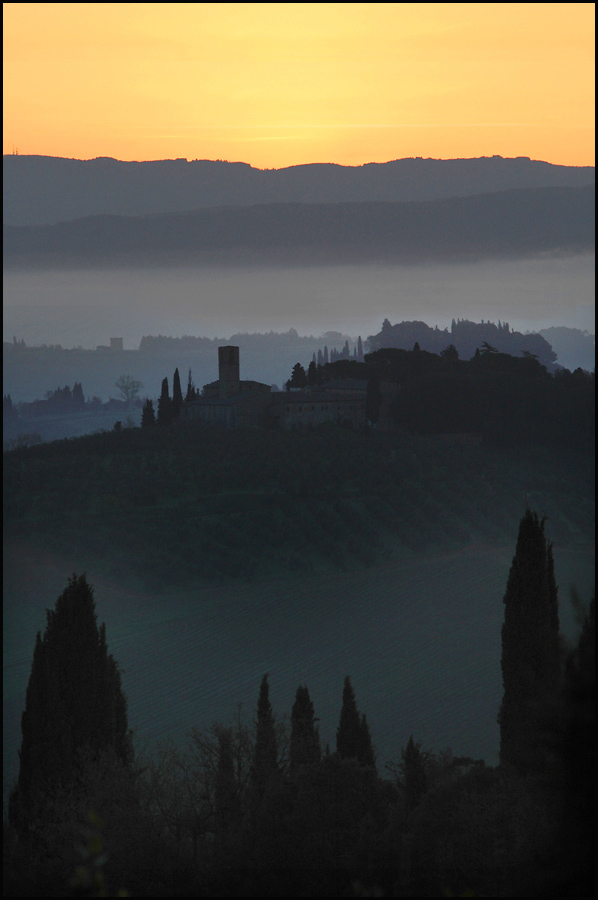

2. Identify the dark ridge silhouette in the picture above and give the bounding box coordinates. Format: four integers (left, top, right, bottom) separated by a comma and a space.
3, 186, 594, 268
3, 154, 594, 226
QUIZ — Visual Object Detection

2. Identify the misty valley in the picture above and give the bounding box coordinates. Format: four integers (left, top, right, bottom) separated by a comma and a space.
4, 333, 594, 896
3, 152, 594, 896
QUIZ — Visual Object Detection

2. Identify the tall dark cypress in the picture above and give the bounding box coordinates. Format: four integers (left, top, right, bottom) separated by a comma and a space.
402, 735, 427, 812
336, 676, 362, 761
156, 377, 173, 425
290, 684, 321, 771
10, 574, 132, 827
251, 674, 278, 802
358, 713, 376, 768
141, 398, 155, 428
214, 726, 241, 836
172, 368, 183, 418
185, 368, 197, 403
498, 510, 561, 773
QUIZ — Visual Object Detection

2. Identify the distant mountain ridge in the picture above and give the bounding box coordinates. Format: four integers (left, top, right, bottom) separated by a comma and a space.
3, 154, 594, 227
4, 186, 594, 268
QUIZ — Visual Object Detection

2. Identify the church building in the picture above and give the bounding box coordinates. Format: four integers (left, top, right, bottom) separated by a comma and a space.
180, 345, 368, 429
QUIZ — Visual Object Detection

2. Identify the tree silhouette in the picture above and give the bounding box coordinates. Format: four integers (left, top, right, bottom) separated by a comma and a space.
72, 381, 85, 407
214, 726, 241, 838
251, 674, 278, 803
172, 368, 184, 418
336, 676, 373, 765
480, 341, 499, 354
9, 574, 132, 828
185, 368, 198, 403
114, 374, 143, 407
290, 685, 321, 771
156, 377, 173, 425
307, 360, 318, 386
358, 713, 376, 768
498, 510, 561, 773
440, 343, 459, 360
402, 734, 428, 812
286, 362, 307, 390
141, 398, 156, 428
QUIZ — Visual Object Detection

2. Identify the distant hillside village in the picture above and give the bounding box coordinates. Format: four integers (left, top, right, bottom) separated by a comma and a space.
4, 319, 594, 447
180, 345, 371, 430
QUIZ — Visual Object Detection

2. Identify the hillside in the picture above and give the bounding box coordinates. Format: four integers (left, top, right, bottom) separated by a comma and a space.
3, 186, 594, 268
4, 423, 593, 590
4, 423, 594, 791
3, 154, 594, 227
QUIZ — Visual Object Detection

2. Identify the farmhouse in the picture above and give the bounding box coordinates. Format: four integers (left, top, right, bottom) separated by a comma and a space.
180, 345, 368, 429
180, 345, 273, 428
274, 379, 367, 429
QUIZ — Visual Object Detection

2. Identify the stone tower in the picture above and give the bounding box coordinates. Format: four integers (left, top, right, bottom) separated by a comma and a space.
218, 345, 240, 398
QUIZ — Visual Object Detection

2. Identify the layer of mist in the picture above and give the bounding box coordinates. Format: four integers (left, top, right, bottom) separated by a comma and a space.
3, 255, 594, 350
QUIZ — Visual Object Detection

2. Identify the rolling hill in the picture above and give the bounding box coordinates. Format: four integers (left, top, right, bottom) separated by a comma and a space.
4, 185, 594, 268
3, 154, 594, 227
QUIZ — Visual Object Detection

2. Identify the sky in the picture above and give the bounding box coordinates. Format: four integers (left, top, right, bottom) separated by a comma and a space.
3, 2, 595, 168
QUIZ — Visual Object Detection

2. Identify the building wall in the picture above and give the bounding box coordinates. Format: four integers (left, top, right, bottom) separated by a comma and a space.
180, 347, 368, 429
279, 395, 366, 429
218, 345, 240, 398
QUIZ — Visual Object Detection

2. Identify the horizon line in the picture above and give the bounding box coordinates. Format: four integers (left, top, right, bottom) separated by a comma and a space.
3, 152, 595, 170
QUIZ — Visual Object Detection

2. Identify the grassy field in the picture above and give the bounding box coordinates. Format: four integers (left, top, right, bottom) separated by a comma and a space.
4, 535, 594, 805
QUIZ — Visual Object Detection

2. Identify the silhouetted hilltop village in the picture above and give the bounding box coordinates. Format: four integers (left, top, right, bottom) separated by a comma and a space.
4, 319, 594, 448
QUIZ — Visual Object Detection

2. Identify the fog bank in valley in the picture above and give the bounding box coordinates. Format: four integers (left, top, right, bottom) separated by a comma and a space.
3, 255, 594, 349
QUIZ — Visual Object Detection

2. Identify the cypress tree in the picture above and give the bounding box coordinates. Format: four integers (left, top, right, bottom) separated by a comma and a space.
336, 676, 362, 761
172, 367, 184, 418
10, 574, 132, 827
290, 685, 321, 771
498, 509, 561, 773
358, 713, 376, 768
141, 398, 155, 428
156, 377, 173, 425
72, 381, 85, 407
251, 674, 278, 802
214, 726, 241, 836
307, 360, 318, 386
185, 368, 197, 403
402, 735, 427, 812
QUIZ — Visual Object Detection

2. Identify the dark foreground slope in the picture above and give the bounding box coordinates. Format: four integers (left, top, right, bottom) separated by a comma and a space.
4, 422, 593, 589
4, 424, 594, 782
4, 424, 594, 897
4, 185, 594, 268
4, 153, 594, 226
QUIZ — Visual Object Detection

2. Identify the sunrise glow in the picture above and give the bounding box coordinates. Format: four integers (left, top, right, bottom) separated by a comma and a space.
3, 2, 595, 167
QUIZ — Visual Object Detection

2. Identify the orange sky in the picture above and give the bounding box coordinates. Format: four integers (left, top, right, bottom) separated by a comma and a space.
3, 2, 595, 168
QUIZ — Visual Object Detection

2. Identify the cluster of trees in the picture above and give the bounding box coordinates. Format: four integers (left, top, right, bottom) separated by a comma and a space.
4, 376, 147, 426
308, 336, 365, 368
366, 317, 558, 369
3, 393, 19, 423
141, 368, 199, 427
5, 512, 594, 895
288, 344, 594, 449
7, 382, 86, 418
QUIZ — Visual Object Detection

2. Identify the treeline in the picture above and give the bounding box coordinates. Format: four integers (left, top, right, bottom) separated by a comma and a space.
3, 381, 144, 420
367, 317, 558, 368
139, 328, 340, 354
289, 346, 594, 450
5, 542, 594, 896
